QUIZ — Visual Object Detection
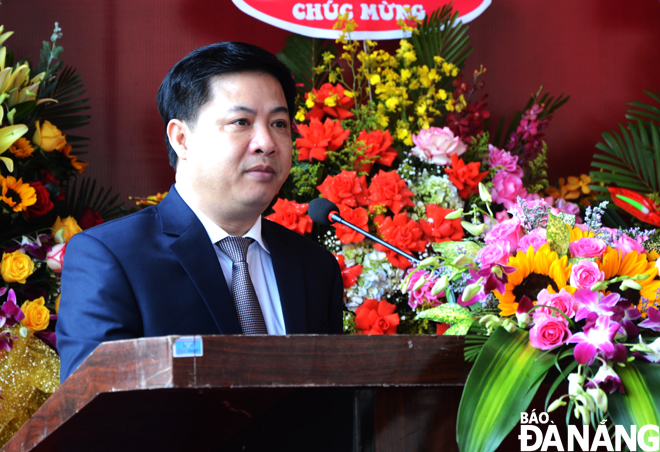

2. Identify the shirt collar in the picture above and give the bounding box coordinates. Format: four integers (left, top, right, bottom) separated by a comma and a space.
176, 183, 270, 253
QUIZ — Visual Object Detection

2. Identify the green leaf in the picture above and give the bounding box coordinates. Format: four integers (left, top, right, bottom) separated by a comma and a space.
416, 303, 473, 335
276, 34, 336, 94
457, 328, 556, 452
546, 212, 570, 257
431, 240, 482, 260
609, 361, 660, 446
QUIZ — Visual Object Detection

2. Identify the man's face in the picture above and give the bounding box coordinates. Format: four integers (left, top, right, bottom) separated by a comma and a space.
178, 72, 292, 222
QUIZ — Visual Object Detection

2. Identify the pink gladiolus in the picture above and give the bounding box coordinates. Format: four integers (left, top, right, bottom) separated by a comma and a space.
614, 234, 646, 258
488, 145, 521, 173
406, 270, 443, 310
410, 127, 466, 166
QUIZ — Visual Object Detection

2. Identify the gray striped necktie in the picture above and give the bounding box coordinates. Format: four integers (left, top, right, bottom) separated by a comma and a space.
216, 236, 268, 334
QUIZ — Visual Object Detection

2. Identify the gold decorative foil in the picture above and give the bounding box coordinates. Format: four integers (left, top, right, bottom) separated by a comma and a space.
0, 326, 60, 446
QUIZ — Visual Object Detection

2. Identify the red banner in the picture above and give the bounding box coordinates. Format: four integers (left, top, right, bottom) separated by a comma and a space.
232, 0, 491, 40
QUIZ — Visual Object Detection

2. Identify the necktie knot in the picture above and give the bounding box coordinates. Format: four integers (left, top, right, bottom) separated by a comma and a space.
217, 236, 254, 263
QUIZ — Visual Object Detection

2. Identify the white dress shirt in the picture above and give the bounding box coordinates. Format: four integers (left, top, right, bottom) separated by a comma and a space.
177, 187, 286, 334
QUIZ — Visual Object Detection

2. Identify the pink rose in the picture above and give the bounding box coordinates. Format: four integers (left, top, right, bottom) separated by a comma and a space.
517, 228, 547, 253
491, 171, 527, 209
410, 127, 466, 166
46, 243, 66, 273
488, 145, 522, 175
485, 217, 523, 252
570, 260, 605, 290
569, 237, 607, 259
495, 210, 511, 222
477, 241, 512, 268
551, 199, 581, 221
406, 270, 443, 309
614, 234, 646, 258
535, 288, 577, 319
529, 312, 571, 350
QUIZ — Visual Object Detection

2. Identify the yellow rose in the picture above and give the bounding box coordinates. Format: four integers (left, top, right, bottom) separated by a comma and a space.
32, 120, 67, 152
55, 294, 61, 315
21, 297, 50, 332
1, 250, 35, 284
52, 216, 82, 243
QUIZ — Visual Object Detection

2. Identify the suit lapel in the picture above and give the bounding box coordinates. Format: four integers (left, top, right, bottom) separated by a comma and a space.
159, 187, 242, 335
263, 219, 308, 334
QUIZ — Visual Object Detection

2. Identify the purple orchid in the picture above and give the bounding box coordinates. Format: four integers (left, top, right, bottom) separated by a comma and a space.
0, 289, 25, 329
569, 315, 621, 364
574, 289, 622, 322
0, 331, 14, 353
639, 306, 660, 332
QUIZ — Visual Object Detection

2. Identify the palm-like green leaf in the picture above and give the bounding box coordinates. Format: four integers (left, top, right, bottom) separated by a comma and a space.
276, 34, 336, 95
62, 177, 124, 221
37, 66, 91, 148
589, 91, 660, 204
410, 4, 472, 71
457, 328, 556, 452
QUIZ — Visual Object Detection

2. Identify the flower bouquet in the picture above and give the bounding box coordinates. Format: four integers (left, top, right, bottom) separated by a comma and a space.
0, 23, 123, 445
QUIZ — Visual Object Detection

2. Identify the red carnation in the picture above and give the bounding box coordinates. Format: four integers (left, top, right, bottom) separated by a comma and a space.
374, 213, 427, 269
419, 204, 465, 243
265, 198, 312, 235
354, 129, 398, 173
354, 299, 399, 335
317, 170, 368, 208
24, 182, 54, 218
445, 154, 488, 199
333, 205, 368, 244
335, 254, 363, 288
305, 83, 355, 121
367, 170, 414, 215
296, 117, 350, 162
78, 206, 104, 230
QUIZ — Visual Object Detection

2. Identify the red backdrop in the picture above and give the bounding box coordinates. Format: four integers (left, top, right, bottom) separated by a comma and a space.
5, 0, 660, 202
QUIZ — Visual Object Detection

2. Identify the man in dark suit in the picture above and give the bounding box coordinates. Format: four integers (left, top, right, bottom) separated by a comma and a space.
57, 42, 344, 382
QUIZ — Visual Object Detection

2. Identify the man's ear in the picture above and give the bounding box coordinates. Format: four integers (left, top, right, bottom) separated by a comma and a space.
167, 119, 189, 162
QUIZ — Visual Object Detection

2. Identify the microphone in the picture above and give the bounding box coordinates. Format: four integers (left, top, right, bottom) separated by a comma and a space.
308, 198, 420, 265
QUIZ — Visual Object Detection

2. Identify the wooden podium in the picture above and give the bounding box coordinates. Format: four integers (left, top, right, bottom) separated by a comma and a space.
2, 335, 470, 452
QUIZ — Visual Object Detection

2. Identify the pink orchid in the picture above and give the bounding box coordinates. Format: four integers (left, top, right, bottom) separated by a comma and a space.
639, 306, 660, 332
574, 289, 621, 322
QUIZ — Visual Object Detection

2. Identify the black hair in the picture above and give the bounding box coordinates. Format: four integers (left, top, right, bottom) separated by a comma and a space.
156, 42, 296, 168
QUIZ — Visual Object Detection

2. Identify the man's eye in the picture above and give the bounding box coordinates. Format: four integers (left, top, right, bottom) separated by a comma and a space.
234, 119, 250, 126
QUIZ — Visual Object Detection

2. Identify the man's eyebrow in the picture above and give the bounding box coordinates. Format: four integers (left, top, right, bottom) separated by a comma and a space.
227, 106, 257, 115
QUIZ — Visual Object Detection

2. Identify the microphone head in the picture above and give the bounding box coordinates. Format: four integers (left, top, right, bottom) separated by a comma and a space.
309, 198, 339, 226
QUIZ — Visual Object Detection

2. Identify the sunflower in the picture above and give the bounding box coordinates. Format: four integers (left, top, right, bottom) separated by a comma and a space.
0, 175, 36, 212
494, 244, 573, 316
600, 246, 660, 313
8, 137, 35, 158
568, 225, 595, 242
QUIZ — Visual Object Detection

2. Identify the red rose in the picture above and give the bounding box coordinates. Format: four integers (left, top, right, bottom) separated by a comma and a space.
367, 170, 414, 215
354, 129, 398, 173
419, 204, 465, 243
24, 182, 54, 218
317, 170, 368, 208
78, 206, 104, 230
265, 198, 312, 235
374, 213, 427, 269
333, 205, 368, 244
354, 299, 399, 335
335, 254, 363, 288
305, 83, 355, 121
296, 117, 350, 161
445, 154, 488, 199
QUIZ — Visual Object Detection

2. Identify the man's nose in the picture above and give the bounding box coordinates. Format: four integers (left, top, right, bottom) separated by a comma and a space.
251, 124, 277, 155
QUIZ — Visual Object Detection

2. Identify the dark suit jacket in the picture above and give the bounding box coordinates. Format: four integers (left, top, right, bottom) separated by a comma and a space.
57, 187, 344, 381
